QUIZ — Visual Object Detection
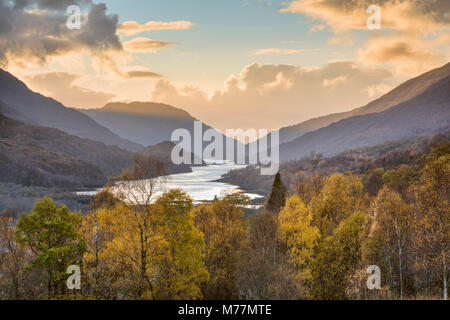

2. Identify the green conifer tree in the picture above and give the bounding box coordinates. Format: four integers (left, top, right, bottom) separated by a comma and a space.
266, 172, 286, 213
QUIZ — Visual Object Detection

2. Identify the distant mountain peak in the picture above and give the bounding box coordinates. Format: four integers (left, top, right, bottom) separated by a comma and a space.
99, 101, 194, 119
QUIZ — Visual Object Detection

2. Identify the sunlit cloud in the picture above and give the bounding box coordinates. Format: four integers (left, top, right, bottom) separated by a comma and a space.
118, 20, 196, 36
281, 0, 450, 75
252, 48, 317, 55
123, 37, 175, 53
25, 72, 116, 108
151, 61, 394, 131
309, 24, 325, 32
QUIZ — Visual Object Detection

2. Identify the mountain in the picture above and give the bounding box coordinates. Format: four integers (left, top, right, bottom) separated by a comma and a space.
274, 62, 450, 145
0, 111, 134, 188
278, 73, 450, 161
143, 141, 204, 175
80, 101, 244, 160
0, 112, 198, 189
0, 69, 142, 151
80, 102, 199, 147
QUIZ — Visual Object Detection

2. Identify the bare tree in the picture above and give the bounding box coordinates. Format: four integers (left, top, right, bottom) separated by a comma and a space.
112, 154, 167, 298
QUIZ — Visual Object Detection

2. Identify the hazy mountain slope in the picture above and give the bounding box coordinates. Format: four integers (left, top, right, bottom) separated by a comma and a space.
143, 141, 204, 174
279, 74, 450, 161
81, 101, 244, 160
278, 111, 350, 144
80, 102, 198, 147
0, 111, 134, 188
0, 69, 142, 151
276, 62, 450, 144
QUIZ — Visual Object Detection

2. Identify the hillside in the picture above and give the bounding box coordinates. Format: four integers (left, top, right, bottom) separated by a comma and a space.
0, 69, 142, 151
279, 74, 450, 161
0, 111, 134, 188
221, 132, 449, 196
273, 62, 450, 145
81, 101, 244, 159
143, 141, 204, 174
80, 102, 199, 147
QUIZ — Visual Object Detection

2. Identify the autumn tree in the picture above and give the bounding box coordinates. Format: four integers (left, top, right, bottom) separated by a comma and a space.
412, 143, 449, 300
15, 198, 86, 298
151, 190, 208, 299
309, 173, 365, 237
382, 165, 419, 198
81, 207, 122, 299
192, 194, 247, 299
112, 154, 166, 298
311, 212, 368, 299
293, 171, 327, 204
0, 210, 30, 299
278, 195, 320, 297
366, 187, 413, 299
238, 212, 298, 299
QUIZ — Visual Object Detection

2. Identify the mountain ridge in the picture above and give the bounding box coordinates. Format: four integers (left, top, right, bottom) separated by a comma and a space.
0, 69, 143, 152
275, 62, 450, 145
278, 73, 450, 161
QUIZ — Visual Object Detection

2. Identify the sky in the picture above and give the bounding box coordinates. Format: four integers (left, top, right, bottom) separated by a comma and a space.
1, 0, 449, 132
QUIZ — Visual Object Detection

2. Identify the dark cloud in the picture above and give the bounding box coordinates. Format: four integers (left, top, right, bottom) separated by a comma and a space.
0, 0, 122, 66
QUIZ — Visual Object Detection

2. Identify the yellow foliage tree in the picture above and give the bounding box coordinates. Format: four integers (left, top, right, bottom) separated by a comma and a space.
278, 195, 320, 296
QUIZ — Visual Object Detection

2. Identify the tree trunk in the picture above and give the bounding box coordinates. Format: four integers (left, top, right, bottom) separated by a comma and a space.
397, 238, 403, 299
443, 253, 447, 300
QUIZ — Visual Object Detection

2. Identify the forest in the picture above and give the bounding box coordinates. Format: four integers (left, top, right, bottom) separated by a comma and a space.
0, 137, 448, 300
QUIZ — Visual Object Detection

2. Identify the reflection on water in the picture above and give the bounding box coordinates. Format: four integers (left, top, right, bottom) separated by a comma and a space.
77, 160, 263, 205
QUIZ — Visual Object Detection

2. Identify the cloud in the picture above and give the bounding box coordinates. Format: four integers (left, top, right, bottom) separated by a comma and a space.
0, 1, 122, 67
26, 72, 115, 108
0, 1, 171, 78
358, 35, 447, 75
309, 24, 325, 32
281, 0, 450, 75
252, 48, 317, 55
123, 37, 175, 53
151, 61, 394, 131
118, 20, 195, 36
281, 0, 450, 34
327, 36, 353, 46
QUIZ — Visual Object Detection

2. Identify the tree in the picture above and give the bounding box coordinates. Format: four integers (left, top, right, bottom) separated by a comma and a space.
293, 171, 326, 205
15, 198, 86, 298
309, 173, 365, 237
364, 168, 384, 197
238, 212, 298, 299
278, 195, 320, 297
0, 210, 29, 299
382, 165, 419, 198
311, 212, 368, 299
413, 147, 449, 300
192, 194, 247, 299
266, 172, 286, 213
151, 190, 208, 299
368, 187, 412, 299
81, 207, 122, 299
88, 189, 121, 212
82, 190, 208, 300
112, 154, 166, 298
